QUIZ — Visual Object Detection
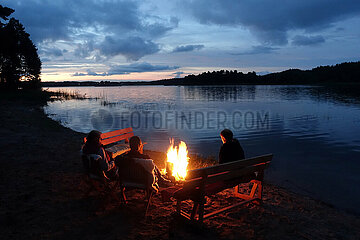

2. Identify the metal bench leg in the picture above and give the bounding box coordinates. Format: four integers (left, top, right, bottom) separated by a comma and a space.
191, 202, 199, 220
145, 190, 153, 217
255, 182, 263, 205
120, 187, 127, 204
176, 200, 181, 213
198, 198, 205, 223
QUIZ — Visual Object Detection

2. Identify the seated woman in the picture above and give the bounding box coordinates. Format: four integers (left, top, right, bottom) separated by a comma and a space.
82, 130, 118, 180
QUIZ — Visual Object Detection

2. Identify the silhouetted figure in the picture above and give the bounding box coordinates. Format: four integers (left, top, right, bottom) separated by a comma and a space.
219, 129, 245, 164
119, 136, 171, 190
0, 4, 41, 89
82, 130, 118, 180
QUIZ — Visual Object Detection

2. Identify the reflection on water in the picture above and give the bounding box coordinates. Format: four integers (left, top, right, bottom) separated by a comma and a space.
44, 85, 360, 214
183, 85, 256, 101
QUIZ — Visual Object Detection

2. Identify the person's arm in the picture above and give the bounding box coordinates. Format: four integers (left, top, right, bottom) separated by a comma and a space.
239, 145, 245, 160
98, 148, 115, 171
219, 145, 225, 164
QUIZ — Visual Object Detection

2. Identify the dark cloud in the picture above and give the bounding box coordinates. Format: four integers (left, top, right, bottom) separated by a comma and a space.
5, 0, 141, 42
181, 0, 360, 45
108, 62, 179, 75
39, 47, 64, 57
231, 45, 278, 55
143, 17, 179, 38
4, 0, 178, 61
74, 41, 95, 58
72, 36, 161, 62
172, 44, 204, 53
72, 62, 179, 76
292, 35, 325, 46
98, 36, 160, 61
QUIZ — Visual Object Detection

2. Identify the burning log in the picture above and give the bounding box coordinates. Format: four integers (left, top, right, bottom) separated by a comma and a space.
162, 139, 189, 184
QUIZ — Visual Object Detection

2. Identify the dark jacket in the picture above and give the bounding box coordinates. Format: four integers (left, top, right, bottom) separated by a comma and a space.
219, 138, 245, 164
82, 142, 117, 179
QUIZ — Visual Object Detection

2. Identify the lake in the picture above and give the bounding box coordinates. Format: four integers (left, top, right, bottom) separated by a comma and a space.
44, 85, 360, 214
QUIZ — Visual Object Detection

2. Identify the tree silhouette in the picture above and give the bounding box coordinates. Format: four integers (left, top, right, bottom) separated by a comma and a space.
0, 5, 41, 89
0, 5, 14, 24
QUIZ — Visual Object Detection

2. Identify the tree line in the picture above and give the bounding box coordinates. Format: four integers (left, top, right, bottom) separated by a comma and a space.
154, 61, 360, 85
42, 61, 360, 87
0, 4, 41, 90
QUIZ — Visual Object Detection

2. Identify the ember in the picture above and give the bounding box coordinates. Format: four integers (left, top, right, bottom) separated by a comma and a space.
163, 139, 189, 182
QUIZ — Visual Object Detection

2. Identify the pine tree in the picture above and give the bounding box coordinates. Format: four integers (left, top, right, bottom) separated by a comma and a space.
0, 5, 41, 89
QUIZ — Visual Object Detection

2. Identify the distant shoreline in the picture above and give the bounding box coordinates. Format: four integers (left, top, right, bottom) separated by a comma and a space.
42, 81, 360, 87
42, 61, 360, 87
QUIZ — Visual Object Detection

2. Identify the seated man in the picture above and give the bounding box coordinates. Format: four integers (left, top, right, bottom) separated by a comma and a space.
82, 130, 118, 180
218, 129, 255, 186
118, 136, 171, 191
219, 129, 245, 164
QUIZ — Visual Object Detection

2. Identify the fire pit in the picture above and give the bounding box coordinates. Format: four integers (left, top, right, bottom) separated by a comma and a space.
162, 139, 189, 184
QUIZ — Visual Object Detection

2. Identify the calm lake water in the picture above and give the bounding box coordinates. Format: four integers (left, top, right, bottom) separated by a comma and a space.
44, 85, 360, 214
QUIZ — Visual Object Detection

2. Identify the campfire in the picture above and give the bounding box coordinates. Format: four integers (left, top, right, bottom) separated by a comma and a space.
162, 139, 189, 182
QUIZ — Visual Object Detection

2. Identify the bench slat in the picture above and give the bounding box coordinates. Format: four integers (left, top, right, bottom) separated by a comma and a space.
101, 127, 133, 139
186, 154, 273, 179
183, 162, 270, 190
101, 132, 134, 146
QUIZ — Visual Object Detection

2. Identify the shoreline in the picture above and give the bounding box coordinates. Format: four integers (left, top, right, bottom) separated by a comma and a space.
1, 91, 359, 239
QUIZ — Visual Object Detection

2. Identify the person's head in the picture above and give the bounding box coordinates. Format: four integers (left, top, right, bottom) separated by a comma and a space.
86, 130, 102, 147
129, 136, 143, 153
220, 129, 233, 144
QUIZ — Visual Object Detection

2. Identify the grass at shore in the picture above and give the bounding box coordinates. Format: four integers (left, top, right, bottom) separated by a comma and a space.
0, 88, 89, 103
1, 89, 359, 239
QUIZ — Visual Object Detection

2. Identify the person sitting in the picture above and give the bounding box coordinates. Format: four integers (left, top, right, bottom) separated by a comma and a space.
219, 129, 245, 164
118, 136, 171, 191
82, 130, 118, 180
218, 129, 257, 187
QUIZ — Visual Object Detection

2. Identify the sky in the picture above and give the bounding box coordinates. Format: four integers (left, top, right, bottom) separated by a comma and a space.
3, 0, 360, 82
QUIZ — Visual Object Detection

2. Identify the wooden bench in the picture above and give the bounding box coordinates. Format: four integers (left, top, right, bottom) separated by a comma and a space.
173, 154, 273, 223
83, 127, 134, 158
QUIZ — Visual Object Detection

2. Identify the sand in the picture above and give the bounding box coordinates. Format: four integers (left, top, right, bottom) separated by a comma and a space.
0, 91, 359, 239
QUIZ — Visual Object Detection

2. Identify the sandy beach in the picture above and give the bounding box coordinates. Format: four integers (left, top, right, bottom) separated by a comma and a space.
1, 91, 360, 240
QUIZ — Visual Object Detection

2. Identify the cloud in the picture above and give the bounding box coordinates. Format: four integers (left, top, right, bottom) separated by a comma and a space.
72, 62, 179, 76
172, 71, 185, 78
73, 70, 107, 77
98, 36, 160, 61
107, 62, 179, 75
39, 47, 64, 57
5, 0, 141, 43
292, 35, 325, 46
74, 41, 95, 58
256, 71, 271, 76
73, 36, 161, 62
172, 44, 204, 53
4, 0, 178, 61
180, 0, 360, 45
231, 45, 278, 55
142, 17, 179, 38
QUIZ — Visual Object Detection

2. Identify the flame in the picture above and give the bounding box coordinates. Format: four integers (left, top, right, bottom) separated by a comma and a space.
164, 139, 189, 181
